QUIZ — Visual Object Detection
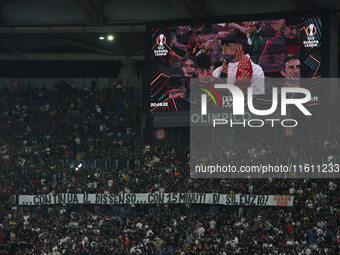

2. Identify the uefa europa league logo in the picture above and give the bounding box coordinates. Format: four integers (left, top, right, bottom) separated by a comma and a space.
154, 34, 169, 56
157, 34, 166, 46
301, 23, 319, 48
307, 24, 317, 38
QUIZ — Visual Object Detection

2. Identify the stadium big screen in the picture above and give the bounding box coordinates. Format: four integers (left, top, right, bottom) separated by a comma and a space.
148, 13, 323, 112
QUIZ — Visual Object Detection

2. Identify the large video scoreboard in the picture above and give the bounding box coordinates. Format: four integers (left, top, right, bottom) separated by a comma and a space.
146, 11, 324, 113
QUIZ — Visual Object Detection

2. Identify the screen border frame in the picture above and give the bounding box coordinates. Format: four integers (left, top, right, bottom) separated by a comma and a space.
144, 9, 330, 115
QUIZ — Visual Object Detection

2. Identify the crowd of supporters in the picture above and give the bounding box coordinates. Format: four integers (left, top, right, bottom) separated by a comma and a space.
0, 80, 140, 163
0, 83, 339, 254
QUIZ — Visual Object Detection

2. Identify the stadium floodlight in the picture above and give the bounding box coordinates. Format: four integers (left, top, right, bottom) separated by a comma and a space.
107, 35, 114, 41
99, 36, 105, 40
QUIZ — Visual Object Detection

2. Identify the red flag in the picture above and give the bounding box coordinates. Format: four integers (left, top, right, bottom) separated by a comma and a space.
124, 236, 130, 246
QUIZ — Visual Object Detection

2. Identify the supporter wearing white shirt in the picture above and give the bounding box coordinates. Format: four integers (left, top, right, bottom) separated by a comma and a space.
304, 247, 312, 255
213, 54, 265, 94
209, 219, 216, 231
136, 222, 143, 229
108, 179, 113, 187
146, 229, 153, 238
232, 236, 238, 247
329, 181, 337, 191
196, 224, 205, 238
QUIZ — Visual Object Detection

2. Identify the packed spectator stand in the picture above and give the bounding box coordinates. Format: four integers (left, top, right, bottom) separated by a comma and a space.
0, 82, 339, 255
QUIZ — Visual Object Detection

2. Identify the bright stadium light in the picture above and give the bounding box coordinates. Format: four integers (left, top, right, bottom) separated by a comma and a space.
107, 35, 114, 41
99, 36, 105, 40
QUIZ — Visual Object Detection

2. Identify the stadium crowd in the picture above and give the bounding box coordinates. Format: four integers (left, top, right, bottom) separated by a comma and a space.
0, 83, 339, 254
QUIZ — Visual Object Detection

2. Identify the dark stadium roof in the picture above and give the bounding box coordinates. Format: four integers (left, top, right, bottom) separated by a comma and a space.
0, 0, 338, 61
0, 0, 339, 25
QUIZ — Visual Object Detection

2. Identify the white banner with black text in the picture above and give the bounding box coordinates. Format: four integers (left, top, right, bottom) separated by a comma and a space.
18, 193, 294, 207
